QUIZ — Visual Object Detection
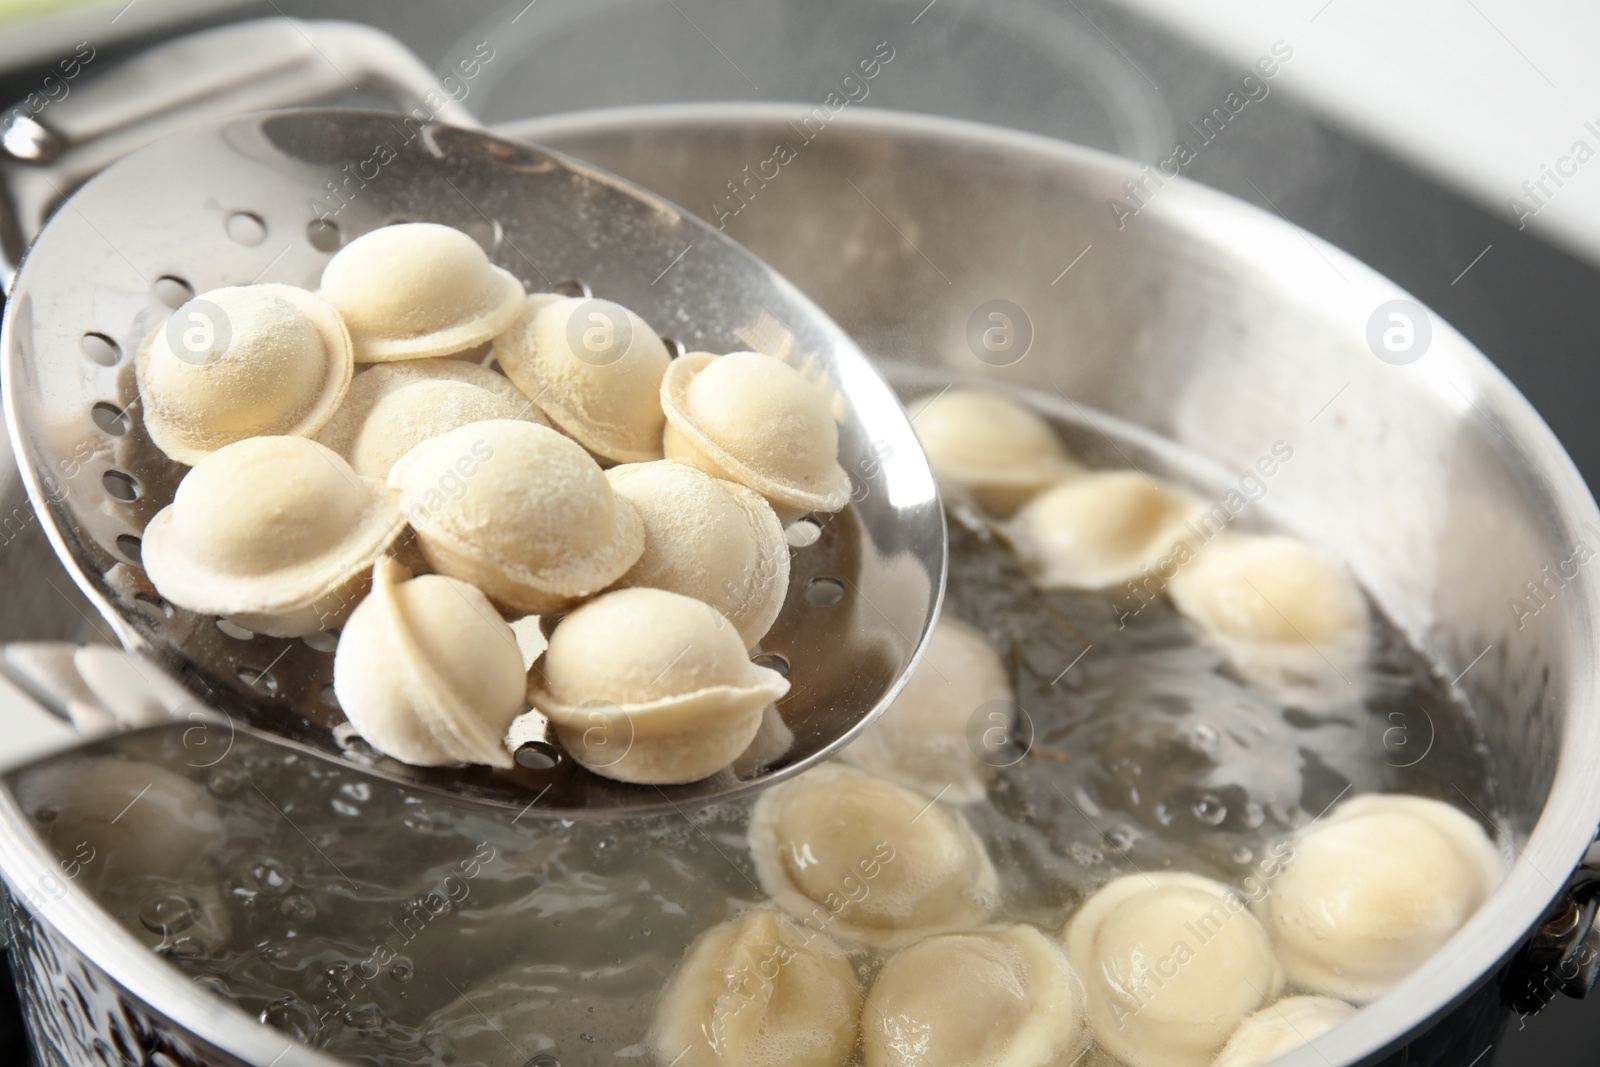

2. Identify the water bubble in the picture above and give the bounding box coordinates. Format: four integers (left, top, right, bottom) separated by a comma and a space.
262, 997, 319, 1043
232, 857, 291, 900
331, 799, 362, 817
32, 806, 58, 825
1103, 826, 1140, 852
1068, 843, 1104, 866
389, 959, 414, 983
1189, 723, 1220, 752
1232, 846, 1255, 865
140, 894, 200, 936
339, 782, 372, 802
1192, 794, 1228, 826
280, 895, 317, 922
207, 769, 242, 796
161, 936, 206, 959
343, 1004, 384, 1031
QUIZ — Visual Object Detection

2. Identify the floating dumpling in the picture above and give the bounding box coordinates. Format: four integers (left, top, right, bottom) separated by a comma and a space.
1005, 470, 1203, 591
135, 283, 352, 465
142, 436, 403, 636
1168, 534, 1370, 709
315, 358, 550, 481
607, 460, 789, 648
388, 420, 643, 614
749, 764, 997, 948
1255, 794, 1502, 1003
906, 388, 1080, 516
862, 924, 1088, 1067
1212, 996, 1357, 1067
662, 351, 851, 514
526, 588, 790, 784
333, 559, 525, 769
841, 617, 1012, 804
651, 908, 860, 1067
493, 295, 671, 463
1063, 872, 1284, 1067
319, 222, 524, 362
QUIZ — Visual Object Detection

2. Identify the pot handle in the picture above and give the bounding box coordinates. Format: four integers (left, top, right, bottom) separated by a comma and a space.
0, 18, 477, 278
1505, 841, 1600, 1014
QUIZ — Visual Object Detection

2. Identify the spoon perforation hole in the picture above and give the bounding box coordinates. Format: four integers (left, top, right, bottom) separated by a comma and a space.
91, 402, 130, 436
515, 741, 562, 770
225, 211, 267, 246
659, 336, 687, 359
306, 218, 341, 252
804, 577, 846, 607
554, 279, 592, 299
114, 534, 142, 564
216, 619, 255, 641
751, 652, 790, 677
152, 276, 194, 309
133, 592, 172, 620
460, 217, 502, 250
302, 630, 339, 653
80, 333, 120, 367
319, 683, 340, 709
101, 470, 140, 501
784, 518, 822, 548
237, 667, 279, 696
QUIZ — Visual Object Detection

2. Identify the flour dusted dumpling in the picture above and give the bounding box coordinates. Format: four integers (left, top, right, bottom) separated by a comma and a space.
1005, 470, 1203, 590
841, 618, 1012, 804
333, 559, 525, 769
1256, 794, 1502, 1003
651, 909, 860, 1067
1212, 996, 1357, 1067
863, 924, 1088, 1067
388, 420, 643, 614
906, 389, 1080, 516
135, 284, 352, 465
749, 764, 997, 948
607, 460, 789, 647
662, 351, 851, 514
527, 588, 789, 784
319, 222, 524, 362
1063, 872, 1284, 1067
142, 436, 402, 636
493, 295, 671, 463
315, 359, 550, 481
1169, 534, 1370, 708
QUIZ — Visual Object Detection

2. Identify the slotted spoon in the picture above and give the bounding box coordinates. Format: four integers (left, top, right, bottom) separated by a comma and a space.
0, 108, 945, 816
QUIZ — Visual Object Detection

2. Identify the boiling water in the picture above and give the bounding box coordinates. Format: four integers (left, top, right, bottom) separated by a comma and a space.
7, 375, 1503, 1067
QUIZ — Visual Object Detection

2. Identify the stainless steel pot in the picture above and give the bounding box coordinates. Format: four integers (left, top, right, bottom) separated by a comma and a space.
2, 20, 1599, 1067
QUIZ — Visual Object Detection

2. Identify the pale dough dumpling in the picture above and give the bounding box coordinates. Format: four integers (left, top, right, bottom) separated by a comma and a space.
493, 295, 671, 463
1005, 470, 1203, 590
841, 617, 1012, 804
906, 388, 1080, 516
1255, 793, 1503, 1003
387, 420, 644, 614
135, 283, 352, 465
526, 588, 790, 784
607, 460, 789, 648
333, 559, 526, 769
1212, 996, 1357, 1067
142, 436, 403, 636
315, 358, 550, 481
651, 908, 860, 1067
1168, 534, 1370, 709
748, 764, 997, 948
1063, 872, 1284, 1067
662, 351, 851, 514
318, 222, 524, 362
863, 924, 1089, 1067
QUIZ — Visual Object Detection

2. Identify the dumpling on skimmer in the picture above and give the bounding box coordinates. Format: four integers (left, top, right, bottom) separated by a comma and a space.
606, 460, 789, 648
493, 295, 671, 463
1004, 469, 1204, 590
906, 388, 1080, 516
841, 617, 1014, 804
1168, 533, 1371, 708
315, 359, 550, 481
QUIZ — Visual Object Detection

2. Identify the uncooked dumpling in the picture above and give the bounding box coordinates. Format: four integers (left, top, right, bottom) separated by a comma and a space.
863, 924, 1088, 1067
841, 617, 1012, 804
607, 460, 789, 647
135, 283, 352, 465
1168, 534, 1370, 709
1212, 996, 1357, 1067
1005, 470, 1203, 590
749, 764, 997, 948
493, 295, 670, 463
906, 388, 1080, 516
333, 559, 526, 769
142, 436, 403, 636
319, 222, 524, 362
1254, 793, 1503, 1003
651, 908, 860, 1067
526, 588, 790, 784
1063, 872, 1284, 1067
315, 358, 550, 481
662, 351, 851, 514
388, 420, 643, 613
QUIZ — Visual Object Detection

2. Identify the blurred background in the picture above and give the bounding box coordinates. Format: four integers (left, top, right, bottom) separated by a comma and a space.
1, 0, 1597, 1063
